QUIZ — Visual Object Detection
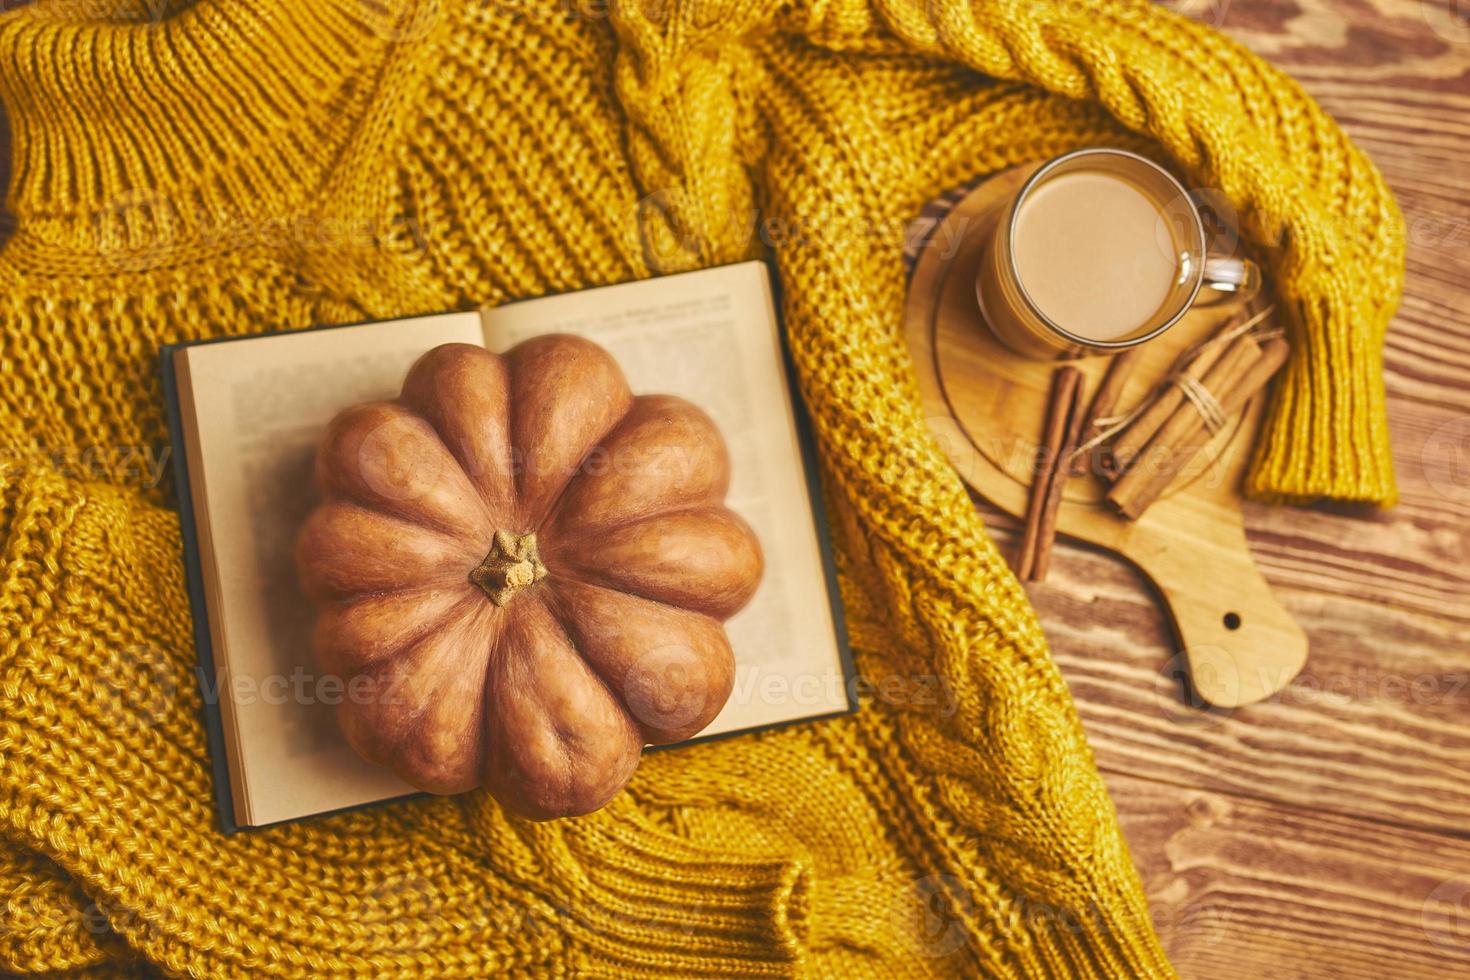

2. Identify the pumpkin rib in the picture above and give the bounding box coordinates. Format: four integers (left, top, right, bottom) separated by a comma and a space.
314, 585, 484, 677
488, 594, 630, 728
541, 577, 736, 746
296, 501, 483, 601
480, 594, 644, 819
538, 563, 689, 624
541, 502, 715, 555
398, 343, 518, 522
544, 393, 732, 538
513, 403, 637, 536
512, 399, 639, 534
504, 334, 636, 530
322, 479, 484, 548
533, 582, 642, 728
316, 400, 495, 542
340, 600, 502, 794
541, 506, 764, 621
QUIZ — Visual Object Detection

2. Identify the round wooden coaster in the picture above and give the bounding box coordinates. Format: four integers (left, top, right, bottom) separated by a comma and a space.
904, 164, 1307, 708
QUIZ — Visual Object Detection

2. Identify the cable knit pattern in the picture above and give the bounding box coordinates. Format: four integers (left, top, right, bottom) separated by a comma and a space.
0, 0, 1399, 975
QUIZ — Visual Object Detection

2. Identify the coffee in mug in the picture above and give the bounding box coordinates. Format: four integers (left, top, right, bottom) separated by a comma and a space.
976, 148, 1256, 359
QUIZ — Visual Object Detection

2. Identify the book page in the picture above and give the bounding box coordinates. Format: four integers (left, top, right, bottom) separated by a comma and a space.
480, 262, 850, 736
178, 312, 485, 827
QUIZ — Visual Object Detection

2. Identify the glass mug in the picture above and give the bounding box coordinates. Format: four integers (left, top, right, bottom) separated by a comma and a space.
975, 148, 1257, 359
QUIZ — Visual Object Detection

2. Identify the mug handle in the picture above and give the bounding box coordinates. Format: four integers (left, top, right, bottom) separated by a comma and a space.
1195, 255, 1260, 306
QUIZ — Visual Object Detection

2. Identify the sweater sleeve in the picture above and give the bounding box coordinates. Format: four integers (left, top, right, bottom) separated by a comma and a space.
866, 0, 1402, 504
0, 461, 820, 976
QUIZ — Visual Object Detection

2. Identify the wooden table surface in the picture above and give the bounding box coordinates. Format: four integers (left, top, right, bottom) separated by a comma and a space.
981, 2, 1470, 976
0, 1, 1464, 977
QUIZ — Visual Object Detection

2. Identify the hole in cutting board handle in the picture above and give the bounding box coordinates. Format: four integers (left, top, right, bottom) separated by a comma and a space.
1223, 611, 1242, 631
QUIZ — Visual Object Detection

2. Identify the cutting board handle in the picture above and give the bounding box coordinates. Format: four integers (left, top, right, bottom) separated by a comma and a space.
1126, 520, 1307, 709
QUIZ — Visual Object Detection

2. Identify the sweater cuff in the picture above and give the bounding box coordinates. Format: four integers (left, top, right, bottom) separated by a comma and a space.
1245, 282, 1399, 505
571, 850, 811, 978
458, 793, 812, 977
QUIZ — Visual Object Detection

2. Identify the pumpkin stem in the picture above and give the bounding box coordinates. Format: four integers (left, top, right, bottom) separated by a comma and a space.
470, 530, 549, 606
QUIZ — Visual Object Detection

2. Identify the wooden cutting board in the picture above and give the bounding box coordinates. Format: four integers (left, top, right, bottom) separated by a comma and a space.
904, 164, 1306, 708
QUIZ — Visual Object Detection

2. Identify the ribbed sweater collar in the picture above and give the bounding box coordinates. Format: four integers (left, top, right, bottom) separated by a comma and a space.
0, 0, 409, 257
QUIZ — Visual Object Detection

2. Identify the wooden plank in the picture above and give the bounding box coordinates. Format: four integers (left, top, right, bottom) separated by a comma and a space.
1108, 770, 1470, 979
1039, 539, 1470, 836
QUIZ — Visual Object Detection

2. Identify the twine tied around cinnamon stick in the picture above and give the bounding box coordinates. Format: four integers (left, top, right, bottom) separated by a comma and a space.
1106, 326, 1292, 520
1105, 306, 1277, 476
1175, 375, 1228, 433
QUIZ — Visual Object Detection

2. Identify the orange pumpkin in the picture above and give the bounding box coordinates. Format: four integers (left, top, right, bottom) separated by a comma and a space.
296, 337, 763, 819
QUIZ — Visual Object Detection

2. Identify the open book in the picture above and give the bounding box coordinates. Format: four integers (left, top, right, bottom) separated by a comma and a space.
163, 261, 855, 831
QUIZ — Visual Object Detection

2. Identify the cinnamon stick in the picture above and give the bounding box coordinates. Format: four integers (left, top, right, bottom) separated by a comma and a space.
1030, 371, 1088, 582
1108, 338, 1228, 478
1071, 348, 1141, 477
1107, 336, 1290, 519
1017, 366, 1082, 580
1106, 332, 1261, 518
